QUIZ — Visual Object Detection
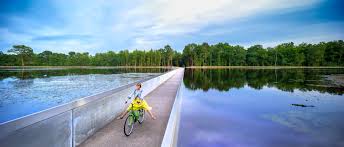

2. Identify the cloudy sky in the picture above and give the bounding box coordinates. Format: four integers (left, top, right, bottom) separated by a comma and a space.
0, 0, 343, 54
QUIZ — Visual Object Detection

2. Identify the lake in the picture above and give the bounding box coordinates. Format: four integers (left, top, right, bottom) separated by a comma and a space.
0, 67, 169, 123
178, 68, 344, 147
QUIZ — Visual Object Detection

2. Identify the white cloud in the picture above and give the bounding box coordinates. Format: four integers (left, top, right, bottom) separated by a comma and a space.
258, 34, 344, 48
0, 28, 32, 45
1, 0, 121, 53
248, 22, 344, 48
120, 0, 321, 48
0, 0, 326, 52
131, 37, 162, 50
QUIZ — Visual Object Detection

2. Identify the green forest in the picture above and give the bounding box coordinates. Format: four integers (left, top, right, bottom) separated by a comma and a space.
0, 40, 343, 66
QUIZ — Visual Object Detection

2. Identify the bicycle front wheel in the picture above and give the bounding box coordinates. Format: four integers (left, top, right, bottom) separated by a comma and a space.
124, 115, 134, 136
138, 109, 145, 124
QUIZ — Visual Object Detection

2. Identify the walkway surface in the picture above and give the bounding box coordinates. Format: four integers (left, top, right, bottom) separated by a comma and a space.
79, 69, 184, 147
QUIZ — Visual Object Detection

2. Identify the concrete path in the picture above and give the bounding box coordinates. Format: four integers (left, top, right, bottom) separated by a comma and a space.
79, 69, 184, 147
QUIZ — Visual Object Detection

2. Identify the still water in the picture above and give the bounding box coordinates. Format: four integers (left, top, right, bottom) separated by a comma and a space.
0, 68, 168, 123
178, 68, 344, 147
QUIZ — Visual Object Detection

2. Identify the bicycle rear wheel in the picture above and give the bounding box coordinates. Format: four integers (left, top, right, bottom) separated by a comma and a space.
124, 115, 134, 136
138, 109, 145, 124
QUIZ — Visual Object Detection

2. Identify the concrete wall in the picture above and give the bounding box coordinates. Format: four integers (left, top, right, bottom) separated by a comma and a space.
0, 111, 72, 147
161, 71, 184, 147
0, 68, 180, 147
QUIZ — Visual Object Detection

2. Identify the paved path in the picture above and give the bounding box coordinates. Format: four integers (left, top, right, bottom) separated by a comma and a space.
79, 69, 184, 147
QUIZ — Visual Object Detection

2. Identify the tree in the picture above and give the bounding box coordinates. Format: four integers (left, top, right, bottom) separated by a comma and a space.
38, 50, 53, 65
324, 40, 344, 66
246, 45, 268, 66
223, 43, 235, 66
8, 45, 34, 66
172, 51, 182, 66
183, 43, 197, 66
231, 45, 246, 66
303, 43, 325, 66
267, 47, 277, 66
211, 43, 225, 66
200, 43, 210, 66
164, 45, 173, 66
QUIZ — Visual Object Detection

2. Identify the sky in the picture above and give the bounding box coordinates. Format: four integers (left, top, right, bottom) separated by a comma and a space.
0, 0, 343, 54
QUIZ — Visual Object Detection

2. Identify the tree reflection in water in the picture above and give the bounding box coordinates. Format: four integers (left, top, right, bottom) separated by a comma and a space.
183, 68, 344, 95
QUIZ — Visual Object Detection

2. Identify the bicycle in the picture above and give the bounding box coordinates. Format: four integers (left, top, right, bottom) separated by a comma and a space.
123, 102, 145, 136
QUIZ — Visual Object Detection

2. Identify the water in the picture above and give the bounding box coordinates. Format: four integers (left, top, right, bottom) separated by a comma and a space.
178, 68, 344, 147
0, 68, 168, 123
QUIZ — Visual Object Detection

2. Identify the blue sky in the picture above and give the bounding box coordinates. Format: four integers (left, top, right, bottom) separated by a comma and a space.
0, 0, 343, 54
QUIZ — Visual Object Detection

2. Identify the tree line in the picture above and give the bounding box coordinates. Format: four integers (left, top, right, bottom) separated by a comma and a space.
0, 40, 343, 66
0, 45, 181, 66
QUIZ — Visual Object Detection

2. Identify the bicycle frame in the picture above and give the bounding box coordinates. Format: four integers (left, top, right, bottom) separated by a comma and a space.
124, 102, 145, 136
127, 103, 142, 125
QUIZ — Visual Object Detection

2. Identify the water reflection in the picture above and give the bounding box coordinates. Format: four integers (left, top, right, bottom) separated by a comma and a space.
183, 68, 344, 95
178, 68, 344, 147
0, 67, 169, 80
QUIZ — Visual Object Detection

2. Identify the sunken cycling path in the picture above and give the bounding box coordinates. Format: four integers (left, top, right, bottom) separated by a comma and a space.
79, 69, 184, 147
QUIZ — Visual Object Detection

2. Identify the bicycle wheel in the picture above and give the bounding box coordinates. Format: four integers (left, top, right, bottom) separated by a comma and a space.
124, 115, 134, 136
138, 109, 145, 124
